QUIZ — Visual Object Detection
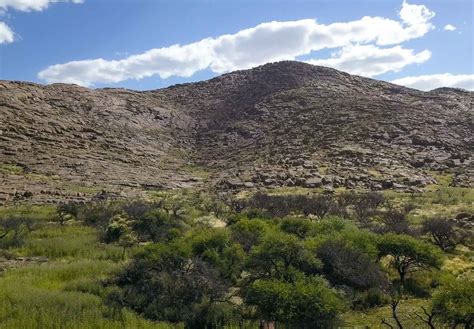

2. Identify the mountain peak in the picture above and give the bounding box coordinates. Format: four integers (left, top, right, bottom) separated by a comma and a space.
0, 64, 472, 204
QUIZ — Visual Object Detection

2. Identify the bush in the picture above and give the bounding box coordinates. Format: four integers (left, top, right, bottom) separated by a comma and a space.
230, 219, 269, 252
245, 275, 346, 329
132, 209, 185, 243
317, 240, 387, 290
0, 217, 37, 248
338, 191, 385, 224
431, 278, 474, 328
280, 217, 312, 239
422, 217, 459, 251
108, 242, 235, 328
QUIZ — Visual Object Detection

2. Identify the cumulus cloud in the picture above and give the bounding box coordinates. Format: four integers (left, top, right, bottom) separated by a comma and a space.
443, 24, 456, 31
0, 21, 13, 43
0, 0, 83, 12
39, 1, 436, 86
306, 44, 431, 77
392, 73, 474, 91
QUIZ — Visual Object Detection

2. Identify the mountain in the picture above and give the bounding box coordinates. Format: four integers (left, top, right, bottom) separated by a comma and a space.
1, 61, 472, 204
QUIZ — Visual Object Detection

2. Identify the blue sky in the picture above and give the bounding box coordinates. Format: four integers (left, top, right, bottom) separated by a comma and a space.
0, 0, 472, 90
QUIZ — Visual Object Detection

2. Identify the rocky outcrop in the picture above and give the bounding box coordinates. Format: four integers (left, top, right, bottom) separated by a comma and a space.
1, 61, 472, 203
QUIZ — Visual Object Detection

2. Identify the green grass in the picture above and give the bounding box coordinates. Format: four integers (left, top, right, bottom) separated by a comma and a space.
13, 224, 125, 261
0, 213, 174, 328
342, 298, 431, 328
0, 204, 57, 221
0, 262, 175, 329
0, 163, 24, 174
384, 187, 474, 223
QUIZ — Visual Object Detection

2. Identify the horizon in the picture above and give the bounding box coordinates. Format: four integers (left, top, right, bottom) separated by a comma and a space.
0, 0, 472, 91
2, 60, 473, 93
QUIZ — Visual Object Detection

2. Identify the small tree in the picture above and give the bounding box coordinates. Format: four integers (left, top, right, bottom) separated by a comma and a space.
339, 192, 385, 224
381, 292, 404, 329
317, 240, 387, 290
118, 231, 138, 259
0, 217, 36, 248
380, 203, 414, 235
245, 275, 346, 329
377, 234, 442, 286
247, 232, 321, 280
109, 242, 237, 328
230, 219, 268, 252
412, 306, 436, 329
422, 218, 459, 251
56, 202, 79, 225
431, 278, 474, 328
132, 209, 186, 243
280, 218, 312, 239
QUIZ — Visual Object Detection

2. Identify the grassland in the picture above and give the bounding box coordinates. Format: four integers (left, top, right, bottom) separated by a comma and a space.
0, 184, 472, 328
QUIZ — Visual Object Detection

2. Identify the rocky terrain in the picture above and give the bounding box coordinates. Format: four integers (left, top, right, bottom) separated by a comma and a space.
0, 61, 472, 203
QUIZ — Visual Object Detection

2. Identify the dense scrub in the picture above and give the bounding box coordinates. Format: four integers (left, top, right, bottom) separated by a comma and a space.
0, 188, 473, 328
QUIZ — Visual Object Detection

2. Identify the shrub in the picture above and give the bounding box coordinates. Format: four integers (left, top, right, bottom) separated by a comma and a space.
280, 217, 312, 239
108, 242, 235, 328
230, 219, 268, 252
317, 240, 387, 290
0, 217, 37, 248
132, 209, 185, 243
421, 217, 459, 251
245, 275, 346, 329
247, 231, 321, 280
431, 278, 474, 328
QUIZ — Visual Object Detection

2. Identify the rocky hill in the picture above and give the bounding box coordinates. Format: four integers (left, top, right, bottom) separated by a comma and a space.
0, 61, 472, 203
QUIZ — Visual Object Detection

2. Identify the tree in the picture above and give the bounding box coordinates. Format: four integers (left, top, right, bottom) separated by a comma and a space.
305, 195, 336, 220
132, 209, 185, 242
109, 242, 238, 328
247, 232, 321, 280
122, 200, 162, 220
380, 203, 414, 235
377, 234, 442, 286
317, 240, 387, 290
412, 306, 436, 329
381, 292, 404, 329
230, 219, 268, 252
0, 217, 36, 248
76, 200, 122, 229
422, 218, 459, 251
248, 192, 291, 217
339, 192, 385, 224
280, 218, 312, 239
102, 214, 130, 243
118, 231, 138, 259
101, 214, 138, 258
56, 202, 79, 225
431, 278, 474, 328
189, 228, 245, 282
245, 275, 346, 329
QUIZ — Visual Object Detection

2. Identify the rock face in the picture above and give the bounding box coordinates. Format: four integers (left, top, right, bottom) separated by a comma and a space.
0, 61, 472, 203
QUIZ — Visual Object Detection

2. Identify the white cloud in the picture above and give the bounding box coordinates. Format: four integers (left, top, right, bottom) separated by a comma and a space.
392, 73, 474, 91
0, 0, 83, 12
306, 44, 431, 77
444, 24, 456, 31
0, 21, 13, 43
38, 1, 436, 87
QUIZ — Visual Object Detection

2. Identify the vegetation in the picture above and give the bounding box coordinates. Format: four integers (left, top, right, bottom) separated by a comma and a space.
0, 188, 473, 328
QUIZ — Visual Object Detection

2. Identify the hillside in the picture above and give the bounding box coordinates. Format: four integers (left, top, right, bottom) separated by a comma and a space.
0, 61, 472, 203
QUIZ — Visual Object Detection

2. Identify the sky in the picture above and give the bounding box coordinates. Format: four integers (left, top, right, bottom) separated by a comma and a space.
0, 0, 472, 91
